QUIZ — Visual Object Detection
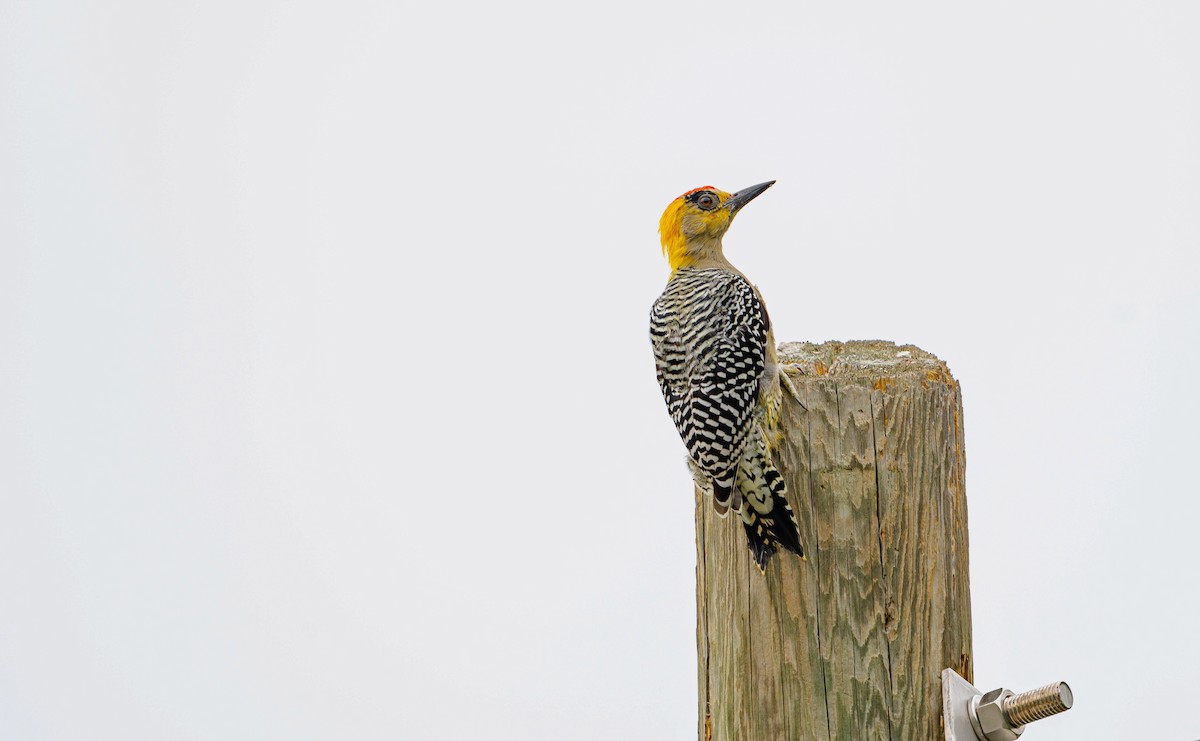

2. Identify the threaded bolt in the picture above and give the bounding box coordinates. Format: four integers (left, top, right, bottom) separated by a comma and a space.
1003, 682, 1073, 727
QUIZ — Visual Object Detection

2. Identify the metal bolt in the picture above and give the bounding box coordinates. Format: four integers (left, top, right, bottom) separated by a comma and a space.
971, 690, 1022, 741
1003, 682, 1073, 726
968, 681, 1074, 740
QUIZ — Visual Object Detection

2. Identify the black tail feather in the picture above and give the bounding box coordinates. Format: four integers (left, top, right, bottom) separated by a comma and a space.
743, 522, 778, 571
742, 491, 804, 571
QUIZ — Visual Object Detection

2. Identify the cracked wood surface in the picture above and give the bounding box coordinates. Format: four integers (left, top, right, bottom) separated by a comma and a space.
696, 341, 973, 741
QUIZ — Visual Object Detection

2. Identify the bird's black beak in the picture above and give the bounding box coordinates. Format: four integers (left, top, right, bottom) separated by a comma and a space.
727, 180, 776, 213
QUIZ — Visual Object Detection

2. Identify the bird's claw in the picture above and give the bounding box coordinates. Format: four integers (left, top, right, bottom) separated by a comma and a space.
781, 368, 807, 411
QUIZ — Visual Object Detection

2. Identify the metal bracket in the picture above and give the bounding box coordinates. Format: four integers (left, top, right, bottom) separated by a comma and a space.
943, 669, 984, 741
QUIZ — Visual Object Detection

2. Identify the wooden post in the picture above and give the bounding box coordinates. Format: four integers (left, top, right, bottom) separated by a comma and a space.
696, 340, 973, 741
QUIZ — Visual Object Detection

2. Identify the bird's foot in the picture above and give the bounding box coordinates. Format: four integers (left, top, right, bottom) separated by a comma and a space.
781, 368, 807, 411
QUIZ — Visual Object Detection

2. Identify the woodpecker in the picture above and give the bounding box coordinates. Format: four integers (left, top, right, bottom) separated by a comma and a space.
649, 181, 804, 571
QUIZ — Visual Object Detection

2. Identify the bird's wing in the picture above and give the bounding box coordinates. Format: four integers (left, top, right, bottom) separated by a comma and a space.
651, 271, 767, 477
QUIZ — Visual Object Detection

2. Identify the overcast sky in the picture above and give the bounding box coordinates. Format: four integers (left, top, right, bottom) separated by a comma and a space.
2, 2, 1198, 739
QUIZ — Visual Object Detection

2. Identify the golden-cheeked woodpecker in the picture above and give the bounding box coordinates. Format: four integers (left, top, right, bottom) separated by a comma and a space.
649, 181, 804, 571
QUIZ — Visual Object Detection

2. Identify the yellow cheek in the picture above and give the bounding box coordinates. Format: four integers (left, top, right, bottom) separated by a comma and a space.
683, 210, 729, 238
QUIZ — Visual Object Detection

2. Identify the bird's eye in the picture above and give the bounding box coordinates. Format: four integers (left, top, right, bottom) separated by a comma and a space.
697, 193, 717, 210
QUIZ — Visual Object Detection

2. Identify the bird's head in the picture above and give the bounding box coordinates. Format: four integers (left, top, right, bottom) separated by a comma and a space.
658, 181, 775, 271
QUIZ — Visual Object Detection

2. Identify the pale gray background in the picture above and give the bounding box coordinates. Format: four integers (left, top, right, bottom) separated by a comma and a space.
2, 1, 1197, 739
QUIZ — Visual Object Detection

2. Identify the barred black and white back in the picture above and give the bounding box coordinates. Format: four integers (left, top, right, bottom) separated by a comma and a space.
650, 267, 804, 570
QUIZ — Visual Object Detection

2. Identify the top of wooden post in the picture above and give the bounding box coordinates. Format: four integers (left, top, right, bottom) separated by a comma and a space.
779, 340, 957, 386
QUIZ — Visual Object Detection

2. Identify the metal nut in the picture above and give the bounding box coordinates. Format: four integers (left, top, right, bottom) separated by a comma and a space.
974, 688, 1024, 741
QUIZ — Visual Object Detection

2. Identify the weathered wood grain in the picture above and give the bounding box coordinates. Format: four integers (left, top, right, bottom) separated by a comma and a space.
696, 341, 972, 741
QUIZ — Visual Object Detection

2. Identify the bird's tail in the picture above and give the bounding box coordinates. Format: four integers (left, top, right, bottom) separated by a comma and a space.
736, 431, 804, 571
